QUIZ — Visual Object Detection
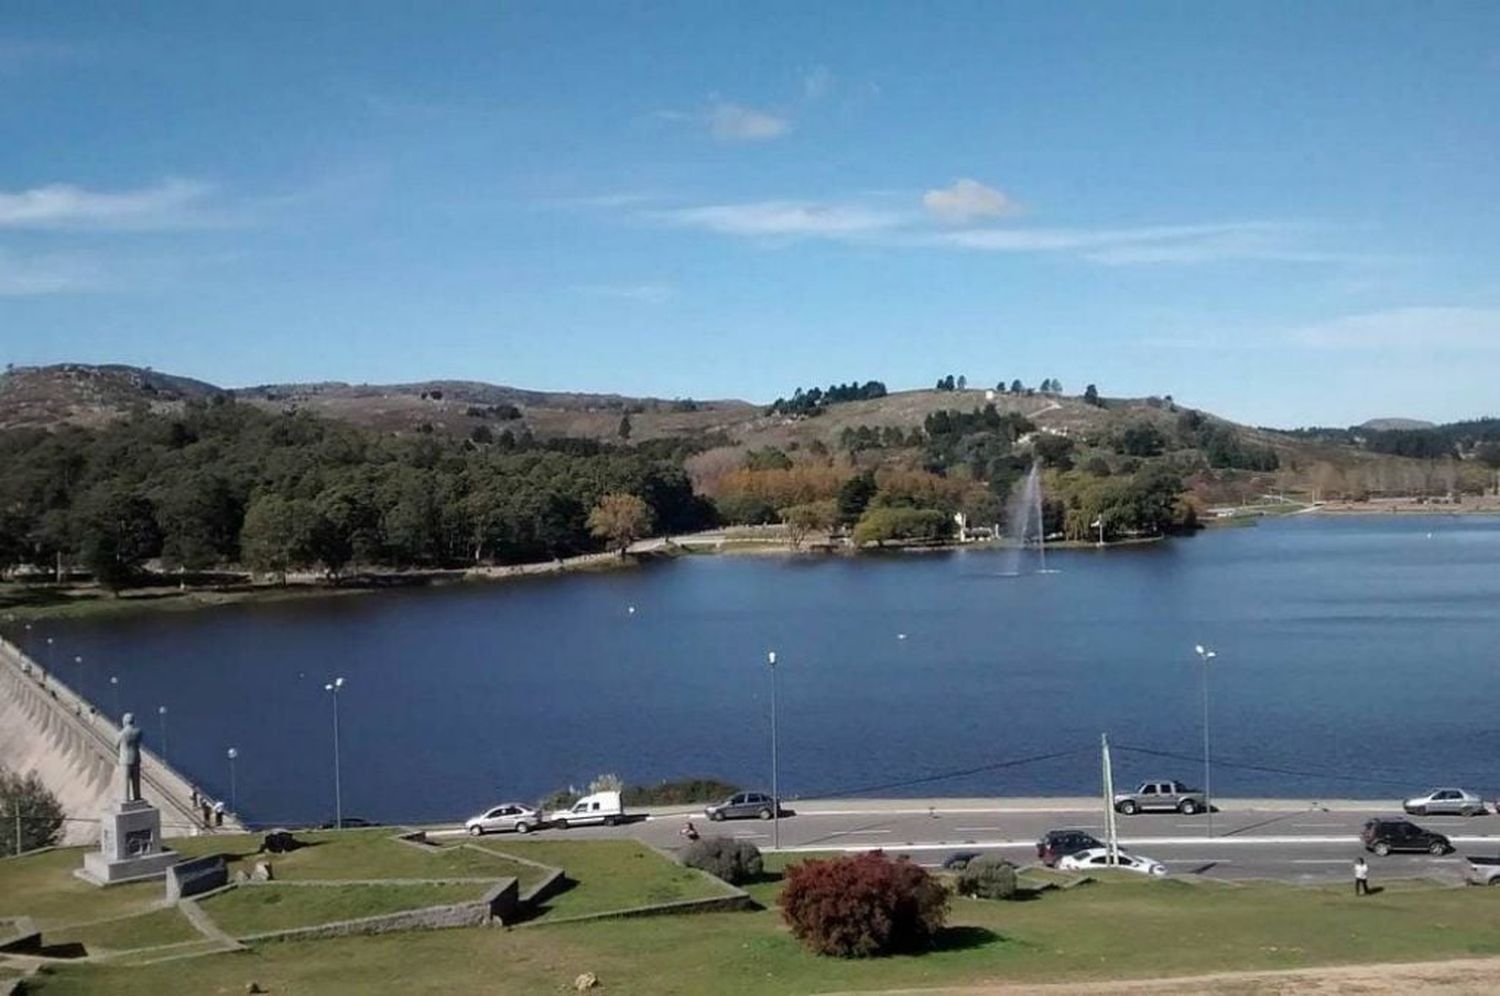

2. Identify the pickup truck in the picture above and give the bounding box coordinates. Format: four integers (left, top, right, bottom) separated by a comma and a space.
1113, 780, 1206, 816
1464, 856, 1500, 885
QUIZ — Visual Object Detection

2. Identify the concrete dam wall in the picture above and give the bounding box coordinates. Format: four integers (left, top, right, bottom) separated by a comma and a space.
0, 637, 241, 845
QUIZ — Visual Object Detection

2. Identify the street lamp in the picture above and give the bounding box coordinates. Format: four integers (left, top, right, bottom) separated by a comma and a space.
767, 651, 780, 851
226, 747, 239, 813
109, 675, 120, 719
157, 705, 168, 761
1193, 644, 1217, 838
325, 677, 345, 830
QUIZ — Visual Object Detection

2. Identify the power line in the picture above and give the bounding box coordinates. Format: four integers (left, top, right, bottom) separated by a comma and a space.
1114, 743, 1423, 790
808, 746, 1093, 800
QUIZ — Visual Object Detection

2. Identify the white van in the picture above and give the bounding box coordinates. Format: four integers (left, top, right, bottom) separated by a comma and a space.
547, 790, 624, 829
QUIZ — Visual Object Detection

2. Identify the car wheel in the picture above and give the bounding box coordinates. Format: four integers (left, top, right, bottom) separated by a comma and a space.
516, 822, 531, 834
1179, 799, 1198, 815
468, 825, 484, 837
604, 816, 618, 827
1415, 806, 1428, 816
758, 808, 773, 820
709, 811, 724, 822
1429, 840, 1447, 855
1373, 842, 1391, 856
1119, 800, 1138, 815
554, 819, 569, 830
1462, 806, 1477, 817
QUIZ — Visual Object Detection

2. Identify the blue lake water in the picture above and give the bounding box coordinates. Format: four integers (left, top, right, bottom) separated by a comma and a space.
15, 514, 1500, 825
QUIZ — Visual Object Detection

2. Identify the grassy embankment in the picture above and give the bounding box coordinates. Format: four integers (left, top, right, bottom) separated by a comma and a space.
11, 840, 1500, 994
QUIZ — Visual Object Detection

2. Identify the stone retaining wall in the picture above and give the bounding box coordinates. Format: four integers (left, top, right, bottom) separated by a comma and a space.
234, 878, 519, 943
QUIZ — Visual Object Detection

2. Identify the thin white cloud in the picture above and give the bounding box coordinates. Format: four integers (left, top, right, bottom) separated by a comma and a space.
0, 179, 215, 231
655, 200, 901, 237
1287, 307, 1500, 350
576, 282, 676, 304
922, 179, 1017, 224
802, 65, 834, 101
0, 248, 105, 296
708, 102, 789, 142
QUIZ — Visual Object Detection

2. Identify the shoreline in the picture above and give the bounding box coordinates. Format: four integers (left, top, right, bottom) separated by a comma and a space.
5, 505, 1496, 622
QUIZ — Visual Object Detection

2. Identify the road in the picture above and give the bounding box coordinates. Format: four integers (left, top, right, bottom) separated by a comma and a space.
436, 798, 1500, 885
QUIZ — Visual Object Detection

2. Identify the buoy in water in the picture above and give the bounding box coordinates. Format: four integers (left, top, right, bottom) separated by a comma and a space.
627, 605, 636, 615
897, 633, 907, 640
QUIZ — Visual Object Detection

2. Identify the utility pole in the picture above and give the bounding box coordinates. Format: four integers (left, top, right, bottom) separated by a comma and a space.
1101, 733, 1118, 866
768, 651, 779, 851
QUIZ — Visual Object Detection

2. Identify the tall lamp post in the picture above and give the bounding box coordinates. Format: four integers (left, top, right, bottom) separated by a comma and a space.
325, 677, 345, 830
226, 747, 239, 812
1193, 644, 1217, 838
109, 675, 120, 719
157, 705, 169, 761
767, 651, 780, 851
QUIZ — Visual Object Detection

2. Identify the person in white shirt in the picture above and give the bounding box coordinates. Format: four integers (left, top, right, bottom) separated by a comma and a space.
1354, 856, 1370, 896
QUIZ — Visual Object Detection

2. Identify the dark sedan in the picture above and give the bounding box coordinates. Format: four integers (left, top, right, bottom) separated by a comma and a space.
705, 792, 788, 821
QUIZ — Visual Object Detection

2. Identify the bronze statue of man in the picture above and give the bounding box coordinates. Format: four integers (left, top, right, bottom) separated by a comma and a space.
117, 712, 142, 802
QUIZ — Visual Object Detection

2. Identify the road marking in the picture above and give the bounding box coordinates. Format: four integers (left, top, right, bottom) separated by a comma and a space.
826, 829, 893, 836
733, 833, 768, 839
953, 826, 1004, 832
1291, 860, 1351, 864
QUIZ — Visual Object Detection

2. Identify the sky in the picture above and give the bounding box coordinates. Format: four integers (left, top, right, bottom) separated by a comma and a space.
2, 2, 1499, 427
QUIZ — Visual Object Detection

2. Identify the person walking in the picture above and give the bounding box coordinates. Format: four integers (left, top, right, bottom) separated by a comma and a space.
1354, 856, 1370, 896
213, 800, 226, 828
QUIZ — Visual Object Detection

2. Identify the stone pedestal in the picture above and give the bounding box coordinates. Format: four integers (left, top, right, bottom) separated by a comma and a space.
79, 799, 179, 886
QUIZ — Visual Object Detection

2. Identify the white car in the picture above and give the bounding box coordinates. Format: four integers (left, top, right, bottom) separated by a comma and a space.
465, 802, 541, 836
546, 790, 625, 829
1057, 847, 1168, 877
1403, 788, 1487, 817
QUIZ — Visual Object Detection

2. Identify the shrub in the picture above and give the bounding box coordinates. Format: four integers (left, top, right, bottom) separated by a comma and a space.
955, 856, 1019, 900
781, 852, 948, 957
623, 778, 739, 807
682, 837, 763, 885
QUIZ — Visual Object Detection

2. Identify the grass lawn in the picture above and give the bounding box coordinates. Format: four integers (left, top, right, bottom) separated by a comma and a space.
0, 848, 164, 930
199, 882, 488, 937
478, 839, 730, 918
46, 906, 200, 954
24, 875, 1500, 995
168, 828, 533, 884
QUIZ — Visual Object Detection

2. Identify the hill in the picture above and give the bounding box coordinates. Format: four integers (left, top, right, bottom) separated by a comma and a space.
1359, 417, 1436, 431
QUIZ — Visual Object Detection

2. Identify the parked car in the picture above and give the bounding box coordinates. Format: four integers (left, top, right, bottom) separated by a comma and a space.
1402, 788, 1486, 817
1113, 780, 1206, 815
705, 791, 787, 821
1361, 818, 1451, 856
1057, 847, 1167, 877
465, 802, 541, 836
1463, 855, 1500, 885
1037, 829, 1105, 867
547, 790, 625, 829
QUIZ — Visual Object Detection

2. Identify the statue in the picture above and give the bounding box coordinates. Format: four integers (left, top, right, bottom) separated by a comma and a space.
117, 712, 142, 802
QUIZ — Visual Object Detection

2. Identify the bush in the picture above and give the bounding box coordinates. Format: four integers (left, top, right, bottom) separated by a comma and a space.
682, 837, 763, 885
623, 778, 739, 806
781, 852, 948, 957
955, 856, 1019, 899
0, 766, 64, 855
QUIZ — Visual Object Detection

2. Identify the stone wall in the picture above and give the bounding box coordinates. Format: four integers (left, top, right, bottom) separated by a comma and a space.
233, 878, 519, 943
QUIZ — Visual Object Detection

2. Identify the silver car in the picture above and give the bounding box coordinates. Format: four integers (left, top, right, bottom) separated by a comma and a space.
1403, 788, 1486, 817
466, 802, 541, 835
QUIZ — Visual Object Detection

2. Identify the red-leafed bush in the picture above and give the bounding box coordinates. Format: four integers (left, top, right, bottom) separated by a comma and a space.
780, 851, 948, 957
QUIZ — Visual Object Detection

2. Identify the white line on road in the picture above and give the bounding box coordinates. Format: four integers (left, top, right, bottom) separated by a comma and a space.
733, 833, 768, 839
1291, 860, 1351, 864
825, 829, 893, 836
953, 827, 1004, 832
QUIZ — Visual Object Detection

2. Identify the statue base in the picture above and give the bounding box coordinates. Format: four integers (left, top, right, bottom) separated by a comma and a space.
78, 799, 179, 886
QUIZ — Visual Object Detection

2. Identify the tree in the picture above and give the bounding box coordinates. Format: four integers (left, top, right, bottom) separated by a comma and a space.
1083, 383, 1102, 407
956, 375, 967, 391
587, 492, 654, 553
0, 767, 64, 855
780, 500, 837, 549
1009, 379, 1024, 394
852, 507, 953, 546
73, 485, 162, 592
240, 494, 318, 582
836, 471, 878, 525
617, 414, 632, 440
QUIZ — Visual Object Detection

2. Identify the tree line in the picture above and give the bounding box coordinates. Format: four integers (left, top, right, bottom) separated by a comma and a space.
0, 399, 714, 587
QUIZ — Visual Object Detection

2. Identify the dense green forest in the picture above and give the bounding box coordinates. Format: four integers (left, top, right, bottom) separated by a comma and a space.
0, 399, 713, 587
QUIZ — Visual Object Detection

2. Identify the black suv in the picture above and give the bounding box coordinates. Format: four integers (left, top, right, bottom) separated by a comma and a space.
1361, 818, 1450, 856
1037, 829, 1105, 867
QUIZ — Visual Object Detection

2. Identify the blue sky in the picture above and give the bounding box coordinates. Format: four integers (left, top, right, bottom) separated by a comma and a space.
2, 2, 1498, 427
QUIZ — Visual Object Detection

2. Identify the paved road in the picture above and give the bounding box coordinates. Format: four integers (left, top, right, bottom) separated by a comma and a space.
436, 798, 1500, 885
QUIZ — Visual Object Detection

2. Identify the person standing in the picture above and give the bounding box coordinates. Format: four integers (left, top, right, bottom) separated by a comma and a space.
213, 800, 226, 827
1354, 856, 1370, 896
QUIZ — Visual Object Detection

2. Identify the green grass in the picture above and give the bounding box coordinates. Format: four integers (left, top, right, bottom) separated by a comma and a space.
24, 876, 1500, 996
47, 906, 200, 953
481, 839, 729, 919
0, 848, 164, 930
199, 882, 488, 937
168, 829, 530, 884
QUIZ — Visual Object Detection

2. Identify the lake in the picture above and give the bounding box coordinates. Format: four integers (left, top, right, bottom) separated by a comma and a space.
15, 514, 1500, 826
